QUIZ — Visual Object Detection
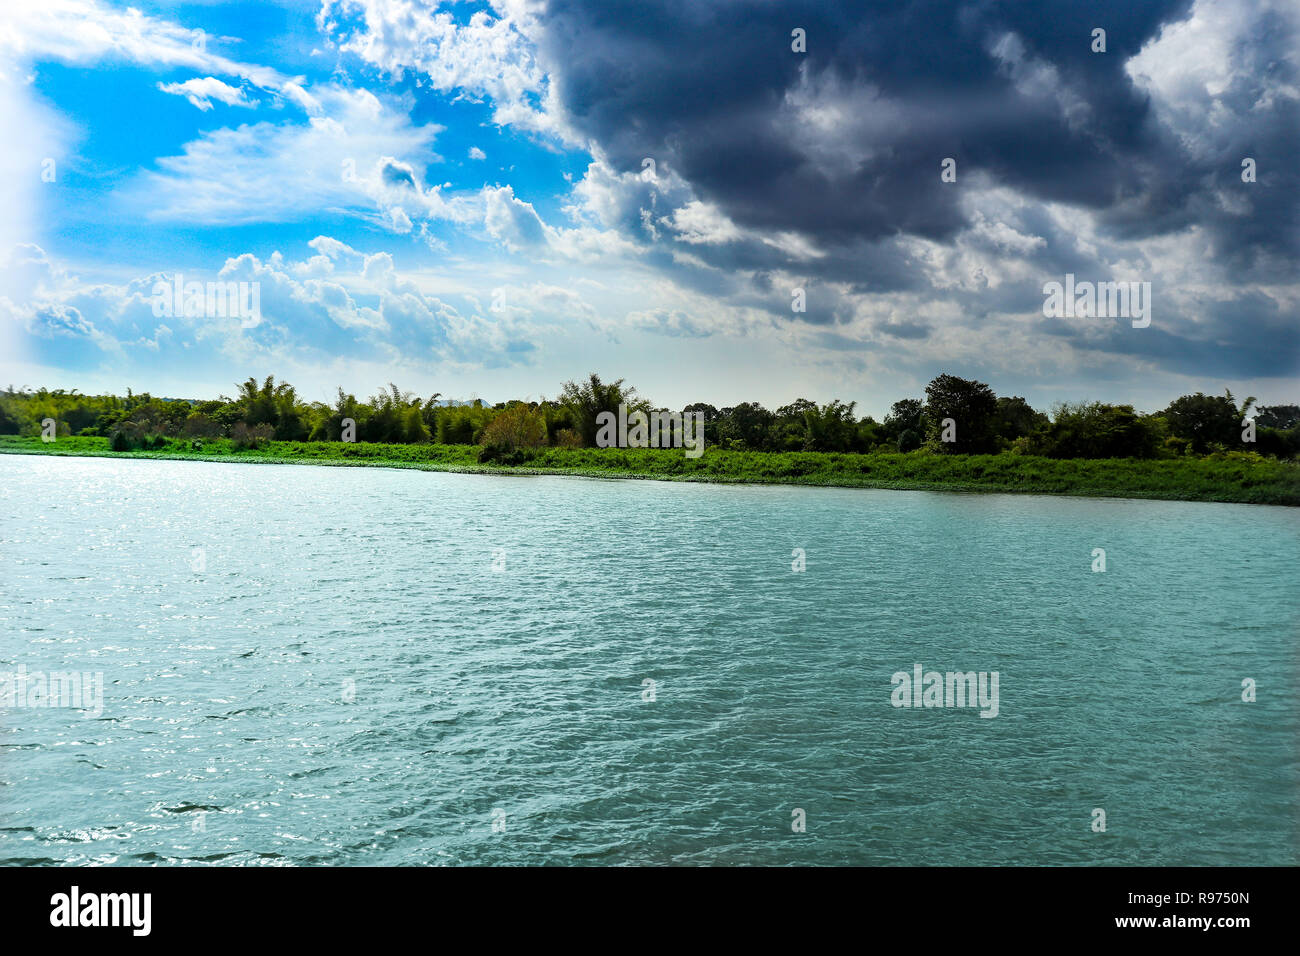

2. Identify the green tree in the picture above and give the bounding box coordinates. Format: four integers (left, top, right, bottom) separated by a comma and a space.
436, 401, 493, 444
480, 402, 548, 452
232, 376, 308, 440
1255, 405, 1299, 430
1036, 402, 1159, 459
880, 398, 924, 450
313, 388, 365, 441
801, 400, 859, 452
715, 402, 774, 450
994, 396, 1048, 445
771, 399, 817, 451
683, 402, 720, 446
419, 392, 444, 435
923, 374, 998, 454
560, 373, 638, 447
1162, 391, 1240, 453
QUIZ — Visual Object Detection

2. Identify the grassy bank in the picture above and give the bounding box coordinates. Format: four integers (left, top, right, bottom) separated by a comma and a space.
3, 434, 1297, 505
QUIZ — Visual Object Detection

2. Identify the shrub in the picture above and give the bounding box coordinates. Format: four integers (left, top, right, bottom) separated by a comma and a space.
552, 428, 583, 449
182, 413, 223, 438
478, 442, 529, 465
231, 422, 276, 449
479, 402, 547, 452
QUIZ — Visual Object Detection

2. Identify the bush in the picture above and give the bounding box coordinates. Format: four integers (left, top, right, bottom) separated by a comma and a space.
182, 413, 223, 438
478, 442, 529, 465
110, 430, 133, 451
479, 402, 547, 452
230, 422, 276, 449
553, 428, 583, 449
1255, 427, 1299, 460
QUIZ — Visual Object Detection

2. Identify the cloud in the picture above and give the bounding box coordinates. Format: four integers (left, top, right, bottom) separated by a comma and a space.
0, 240, 549, 377
4, 0, 1296, 402
520, 0, 1296, 379
483, 184, 549, 250
0, 0, 305, 100
663, 201, 743, 246
318, 0, 571, 140
156, 77, 254, 111
124, 86, 450, 227
626, 308, 713, 338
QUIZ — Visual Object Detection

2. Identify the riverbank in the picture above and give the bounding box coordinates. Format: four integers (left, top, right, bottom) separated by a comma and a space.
3, 435, 1297, 505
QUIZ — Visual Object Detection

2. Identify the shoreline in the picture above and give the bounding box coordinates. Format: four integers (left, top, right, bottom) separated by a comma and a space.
4, 438, 1298, 506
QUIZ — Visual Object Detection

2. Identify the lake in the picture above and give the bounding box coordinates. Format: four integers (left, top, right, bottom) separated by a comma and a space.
2, 455, 1296, 865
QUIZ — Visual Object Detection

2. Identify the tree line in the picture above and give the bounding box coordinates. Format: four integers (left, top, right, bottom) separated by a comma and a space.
2, 373, 1297, 461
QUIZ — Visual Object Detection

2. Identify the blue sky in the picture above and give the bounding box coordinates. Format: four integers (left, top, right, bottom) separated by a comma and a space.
1, 0, 1296, 416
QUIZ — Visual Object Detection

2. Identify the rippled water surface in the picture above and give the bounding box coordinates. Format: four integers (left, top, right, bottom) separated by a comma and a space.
2, 455, 1297, 865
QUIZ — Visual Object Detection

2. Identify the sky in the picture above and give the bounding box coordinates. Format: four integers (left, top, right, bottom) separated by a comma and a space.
0, 0, 1296, 418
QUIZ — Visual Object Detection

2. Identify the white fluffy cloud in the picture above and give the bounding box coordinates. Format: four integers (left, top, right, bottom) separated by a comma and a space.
317, 0, 573, 141
126, 86, 447, 226
1127, 0, 1300, 146
1, 239, 544, 374
663, 201, 743, 246
0, 0, 304, 97
156, 77, 254, 111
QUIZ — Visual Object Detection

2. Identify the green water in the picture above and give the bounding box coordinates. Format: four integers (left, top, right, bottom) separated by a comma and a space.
2, 456, 1296, 865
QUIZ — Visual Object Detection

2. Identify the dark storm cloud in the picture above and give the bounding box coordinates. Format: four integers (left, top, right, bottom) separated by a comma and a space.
544, 1, 1170, 237
539, 0, 1296, 268
1009, 282, 1297, 377
1118, 290, 1300, 378
878, 319, 932, 340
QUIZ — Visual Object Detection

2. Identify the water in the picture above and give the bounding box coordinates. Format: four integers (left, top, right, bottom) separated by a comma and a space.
1, 455, 1297, 866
